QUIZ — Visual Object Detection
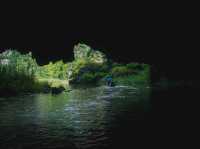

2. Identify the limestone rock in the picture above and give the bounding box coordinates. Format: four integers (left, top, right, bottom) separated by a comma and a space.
67, 43, 109, 84
0, 50, 19, 65
74, 43, 92, 60
73, 43, 107, 64
89, 50, 107, 64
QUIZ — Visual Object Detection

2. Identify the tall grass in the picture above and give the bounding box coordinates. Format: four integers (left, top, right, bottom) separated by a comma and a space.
0, 50, 49, 95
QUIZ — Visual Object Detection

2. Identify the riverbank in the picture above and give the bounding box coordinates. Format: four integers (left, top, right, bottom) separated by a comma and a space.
0, 44, 150, 96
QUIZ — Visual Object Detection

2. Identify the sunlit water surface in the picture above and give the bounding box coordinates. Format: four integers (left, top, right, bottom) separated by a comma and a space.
0, 85, 151, 149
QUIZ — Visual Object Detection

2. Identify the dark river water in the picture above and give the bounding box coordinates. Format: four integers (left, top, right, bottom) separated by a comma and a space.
0, 84, 198, 149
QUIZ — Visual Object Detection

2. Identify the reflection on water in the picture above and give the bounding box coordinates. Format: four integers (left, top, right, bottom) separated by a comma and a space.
0, 85, 151, 149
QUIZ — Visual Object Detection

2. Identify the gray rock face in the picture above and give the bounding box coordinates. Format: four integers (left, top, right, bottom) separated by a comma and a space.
89, 50, 107, 64
74, 43, 92, 60
73, 43, 107, 64
67, 43, 108, 84
67, 63, 74, 81
0, 59, 10, 65
0, 50, 17, 65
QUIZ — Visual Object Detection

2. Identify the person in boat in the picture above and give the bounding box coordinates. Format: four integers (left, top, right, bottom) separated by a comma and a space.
105, 75, 113, 86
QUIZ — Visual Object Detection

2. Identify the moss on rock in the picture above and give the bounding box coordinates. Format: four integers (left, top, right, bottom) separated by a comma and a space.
68, 43, 109, 84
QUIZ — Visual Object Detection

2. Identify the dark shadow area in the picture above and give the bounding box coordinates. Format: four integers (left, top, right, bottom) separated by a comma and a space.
0, 5, 199, 148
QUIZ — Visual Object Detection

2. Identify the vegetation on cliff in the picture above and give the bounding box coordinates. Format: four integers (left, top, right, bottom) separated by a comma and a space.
0, 50, 48, 95
0, 43, 150, 96
67, 43, 150, 85
37, 60, 68, 80
112, 63, 150, 86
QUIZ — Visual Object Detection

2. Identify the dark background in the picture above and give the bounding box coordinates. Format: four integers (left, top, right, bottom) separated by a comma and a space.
0, 3, 199, 81
0, 4, 199, 147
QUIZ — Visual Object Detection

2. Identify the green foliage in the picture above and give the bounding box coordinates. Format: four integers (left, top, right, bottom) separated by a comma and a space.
112, 62, 124, 67
68, 58, 150, 85
68, 59, 109, 84
0, 50, 45, 95
111, 66, 134, 77
113, 64, 151, 86
126, 63, 141, 70
0, 45, 151, 95
78, 72, 108, 83
80, 73, 96, 83
37, 60, 68, 79
114, 72, 150, 86
0, 50, 38, 77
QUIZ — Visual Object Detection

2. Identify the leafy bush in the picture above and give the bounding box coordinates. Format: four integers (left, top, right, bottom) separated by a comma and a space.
0, 50, 38, 77
80, 73, 96, 83
114, 69, 150, 86
109, 63, 150, 86
126, 63, 141, 70
111, 66, 134, 77
112, 62, 124, 67
0, 50, 45, 95
68, 59, 109, 84
78, 72, 108, 83
37, 60, 68, 79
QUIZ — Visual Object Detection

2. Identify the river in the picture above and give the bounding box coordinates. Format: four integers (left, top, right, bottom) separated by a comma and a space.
0, 84, 197, 149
